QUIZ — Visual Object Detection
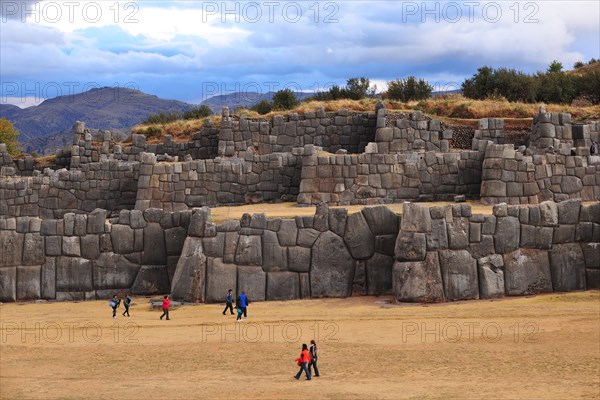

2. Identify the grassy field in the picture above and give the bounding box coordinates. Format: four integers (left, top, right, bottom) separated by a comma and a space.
1, 292, 599, 399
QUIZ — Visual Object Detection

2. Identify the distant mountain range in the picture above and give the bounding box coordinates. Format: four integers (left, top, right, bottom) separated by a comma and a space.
0, 87, 196, 155
0, 88, 319, 155
200, 91, 314, 113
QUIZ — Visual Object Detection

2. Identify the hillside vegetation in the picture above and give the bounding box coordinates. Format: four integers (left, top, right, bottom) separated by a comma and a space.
132, 95, 600, 143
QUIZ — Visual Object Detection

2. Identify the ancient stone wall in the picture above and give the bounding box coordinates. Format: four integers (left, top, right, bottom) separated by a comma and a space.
1, 201, 598, 303
0, 208, 188, 302
0, 144, 35, 177
393, 201, 599, 303
218, 108, 377, 157
134, 151, 303, 211
297, 146, 482, 205
374, 109, 452, 153
480, 143, 600, 205
0, 159, 139, 218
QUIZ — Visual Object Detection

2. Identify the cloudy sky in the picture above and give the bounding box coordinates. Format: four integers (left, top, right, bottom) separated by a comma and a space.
1, 0, 598, 107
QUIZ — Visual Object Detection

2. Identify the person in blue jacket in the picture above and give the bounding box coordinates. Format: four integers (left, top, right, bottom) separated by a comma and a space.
237, 291, 249, 318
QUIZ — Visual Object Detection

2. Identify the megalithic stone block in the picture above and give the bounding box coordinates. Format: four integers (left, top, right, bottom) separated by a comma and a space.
171, 237, 207, 303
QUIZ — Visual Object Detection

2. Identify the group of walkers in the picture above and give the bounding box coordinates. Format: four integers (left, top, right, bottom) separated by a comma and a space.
294, 340, 320, 380
109, 290, 323, 381
109, 294, 132, 318
222, 289, 249, 322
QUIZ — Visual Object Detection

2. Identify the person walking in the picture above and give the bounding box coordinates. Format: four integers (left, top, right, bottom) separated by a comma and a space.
223, 289, 234, 316
309, 339, 320, 377
160, 295, 171, 320
236, 304, 243, 322
122, 294, 132, 317
237, 291, 249, 319
109, 295, 120, 319
294, 343, 312, 380
591, 141, 597, 155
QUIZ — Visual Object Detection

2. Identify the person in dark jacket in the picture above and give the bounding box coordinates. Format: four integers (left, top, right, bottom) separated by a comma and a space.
122, 294, 132, 317
591, 142, 597, 155
294, 343, 312, 380
110, 295, 120, 318
309, 339, 320, 377
237, 291, 249, 318
223, 289, 234, 315
160, 295, 171, 320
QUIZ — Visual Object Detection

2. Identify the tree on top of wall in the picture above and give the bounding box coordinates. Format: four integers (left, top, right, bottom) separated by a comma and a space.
0, 118, 21, 156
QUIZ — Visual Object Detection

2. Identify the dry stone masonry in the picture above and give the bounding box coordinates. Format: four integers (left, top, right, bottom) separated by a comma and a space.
0, 104, 599, 303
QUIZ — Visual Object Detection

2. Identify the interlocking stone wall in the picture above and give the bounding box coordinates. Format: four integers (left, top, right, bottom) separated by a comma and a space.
393, 201, 600, 302
0, 208, 188, 302
297, 146, 482, 205
0, 144, 35, 177
0, 159, 139, 218
480, 143, 600, 205
218, 107, 377, 157
1, 201, 598, 303
374, 109, 452, 153
134, 151, 303, 211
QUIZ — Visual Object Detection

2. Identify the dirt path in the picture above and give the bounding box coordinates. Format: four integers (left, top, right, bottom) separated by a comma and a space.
1, 292, 599, 399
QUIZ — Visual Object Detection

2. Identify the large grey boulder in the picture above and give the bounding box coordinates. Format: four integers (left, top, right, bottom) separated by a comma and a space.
93, 252, 140, 290
237, 266, 266, 301
111, 224, 135, 254
520, 225, 553, 249
494, 216, 520, 253
581, 243, 599, 269
165, 227, 187, 256
6, 232, 26, 261
539, 201, 559, 226
426, 218, 448, 250
586, 269, 600, 289
477, 254, 505, 299
328, 208, 348, 237
401, 202, 431, 232
438, 250, 478, 300
366, 252, 394, 295
41, 258, 56, 299
17, 265, 41, 300
22, 233, 44, 265
170, 237, 207, 303
549, 243, 586, 291
344, 212, 375, 260
235, 235, 262, 266
56, 257, 93, 291
223, 232, 239, 263
277, 219, 298, 246
557, 199, 581, 224
395, 231, 426, 261
393, 252, 445, 303
503, 249, 553, 295
447, 218, 469, 250
0, 267, 16, 302
132, 265, 170, 295
362, 206, 399, 235
202, 233, 225, 258
310, 231, 354, 297
205, 258, 237, 303
142, 223, 166, 265
266, 271, 300, 300
262, 230, 287, 271
81, 235, 100, 260
288, 247, 311, 272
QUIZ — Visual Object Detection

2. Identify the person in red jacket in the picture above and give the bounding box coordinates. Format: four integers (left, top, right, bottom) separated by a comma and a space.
294, 343, 312, 380
160, 295, 171, 320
